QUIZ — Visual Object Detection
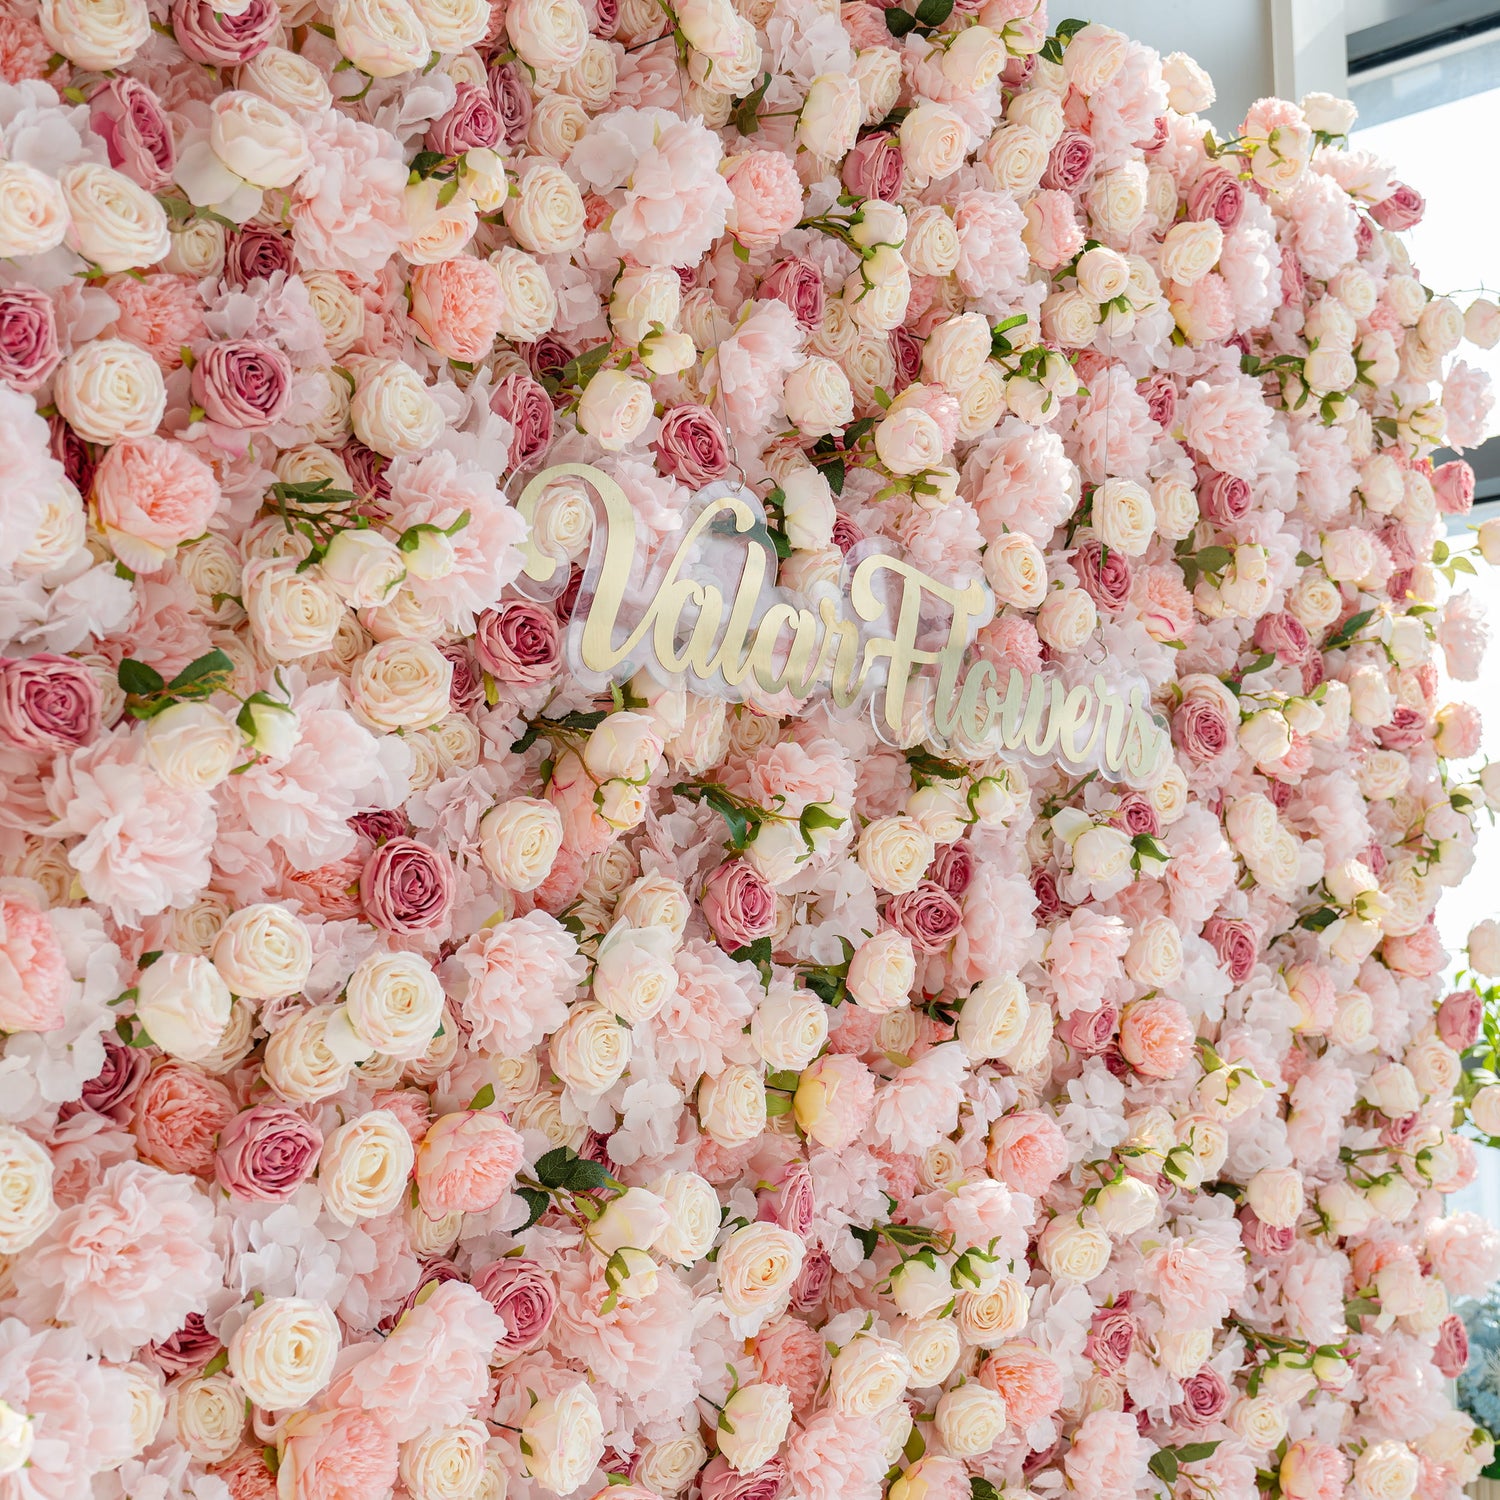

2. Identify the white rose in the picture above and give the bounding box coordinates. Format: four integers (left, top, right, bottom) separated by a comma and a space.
934, 1384, 1007, 1458
1152, 472, 1198, 540
616, 871, 691, 935
957, 974, 1027, 1062
1159, 218, 1223, 286
983, 531, 1047, 608
1092, 1173, 1159, 1235
163, 219, 225, 277
1162, 51, 1214, 113
830, 1335, 911, 1418
1354, 1442, 1418, 1500
0, 162, 68, 258
797, 73, 861, 159
654, 1170, 720, 1265
506, 160, 585, 256
141, 701, 240, 793
508, 0, 588, 69
900, 103, 968, 182
319, 1108, 415, 1223
1364, 1061, 1421, 1118
587, 921, 672, 1024
1091, 478, 1154, 556
0, 1127, 55, 1254
478, 797, 563, 893
1246, 1165, 1304, 1229
1076, 245, 1131, 302
1036, 587, 1097, 653
890, 1257, 953, 1320
241, 46, 334, 116
60, 162, 169, 273
922, 312, 991, 391
342, 951, 444, 1060
717, 1222, 805, 1332
411, 0, 488, 48
779, 467, 836, 552
207, 92, 310, 193
750, 987, 827, 1071
784, 357, 854, 438
984, 122, 1049, 195
548, 1002, 630, 1097
639, 1432, 708, 1496
244, 557, 344, 660
400, 1421, 491, 1500
263, 1003, 355, 1103
352, 360, 444, 457
228, 1297, 340, 1411
898, 1318, 961, 1389
577, 369, 654, 452
39, 0, 148, 69
1037, 1216, 1111, 1281
719, 1382, 793, 1472
54, 338, 165, 444
1470, 918, 1500, 977
490, 246, 558, 340
351, 638, 452, 731
165, 1372, 243, 1464
320, 529, 406, 609
332, 0, 431, 76
1470, 1083, 1500, 1135
610, 265, 680, 346
522, 1383, 604, 1495
213, 903, 312, 999
858, 816, 934, 895
698, 1062, 767, 1146
588, 1184, 669, 1257
135, 952, 233, 1061
905, 204, 961, 277
1125, 915, 1183, 986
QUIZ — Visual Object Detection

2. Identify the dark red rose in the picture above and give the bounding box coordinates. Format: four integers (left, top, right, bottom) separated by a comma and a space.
655, 404, 730, 488
149, 1312, 222, 1377
215, 1103, 323, 1202
889, 326, 922, 389
1114, 791, 1158, 837
360, 838, 455, 934
589, 0, 620, 36
1301, 653, 1324, 695
50, 414, 95, 494
523, 335, 577, 399
1062, 1004, 1117, 1056
831, 513, 864, 554
757, 256, 824, 330
556, 566, 585, 622
1074, 539, 1132, 611
700, 1456, 787, 1500
841, 132, 903, 201
1253, 611, 1311, 664
475, 599, 562, 683
928, 840, 974, 897
488, 61, 534, 146
1173, 697, 1231, 761
0, 287, 59, 393
89, 77, 175, 192
1437, 989, 1483, 1052
1138, 372, 1176, 429
192, 340, 291, 429
1198, 469, 1251, 524
79, 1033, 151, 1119
1202, 915, 1257, 984
471, 1259, 558, 1352
1042, 129, 1094, 192
1084, 1302, 1136, 1372
224, 224, 293, 288
1240, 1207, 1294, 1257
348, 807, 408, 845
342, 441, 391, 508
1355, 216, 1375, 257
489, 370, 555, 468
1364, 840, 1387, 879
1173, 1365, 1230, 1427
438, 641, 483, 713
172, 0, 278, 62
427, 82, 502, 155
1187, 165, 1245, 232
1371, 182, 1424, 230
0, 653, 100, 753
1031, 868, 1065, 921
702, 859, 777, 952
1001, 52, 1035, 88
1434, 1313, 1470, 1378
886, 880, 963, 953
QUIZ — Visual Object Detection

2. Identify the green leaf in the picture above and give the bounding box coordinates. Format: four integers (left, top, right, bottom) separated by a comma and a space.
971, 1479, 1002, 1500
1148, 1450, 1180, 1486
731, 73, 772, 137
1194, 545, 1234, 574
517, 1187, 551, 1230
1295, 550, 1316, 566
824, 456, 845, 495
1297, 905, 1338, 932
766, 1069, 802, 1091
561, 1156, 615, 1192
468, 1083, 496, 1111
850, 1223, 879, 1259
798, 802, 845, 849
1241, 651, 1277, 677
906, 748, 966, 782
1344, 1294, 1379, 1330
1324, 608, 1374, 651
409, 150, 445, 178
557, 343, 613, 391
166, 649, 235, 693
535, 1146, 573, 1189
884, 6, 916, 35
138, 950, 162, 969
843, 415, 877, 447
202, 1348, 230, 1377
118, 658, 165, 696
262, 1447, 280, 1478
913, 0, 952, 24
1176, 1443, 1221, 1465
765, 1092, 794, 1116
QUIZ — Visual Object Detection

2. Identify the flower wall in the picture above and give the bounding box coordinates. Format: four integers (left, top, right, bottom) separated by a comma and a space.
1, 0, 1500, 1499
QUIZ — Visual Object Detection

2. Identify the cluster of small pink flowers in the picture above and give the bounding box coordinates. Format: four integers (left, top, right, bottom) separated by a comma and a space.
0, 3, 1497, 1500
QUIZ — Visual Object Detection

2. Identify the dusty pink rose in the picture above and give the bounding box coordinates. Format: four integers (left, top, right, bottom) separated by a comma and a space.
1433, 1314, 1469, 1378
88, 77, 174, 191
1173, 1364, 1230, 1427
928, 840, 974, 897
215, 1103, 323, 1202
841, 133, 903, 201
225, 225, 294, 287
0, 654, 99, 753
886, 880, 963, 952
414, 1109, 525, 1217
80, 1033, 150, 1117
427, 82, 503, 155
1201, 915, 1257, 983
1432, 459, 1475, 515
1188, 165, 1245, 230
701, 1455, 788, 1500
490, 370, 555, 467
172, 0, 279, 62
471, 1258, 558, 1352
0, 892, 69, 1033
1083, 1301, 1136, 1372
1118, 996, 1194, 1078
701, 858, 777, 951
488, 60, 534, 144
1199, 469, 1251, 523
149, 1310, 222, 1377
1042, 130, 1094, 191
360, 837, 455, 934
1061, 1003, 1117, 1055
1074, 538, 1132, 610
1371, 181, 1424, 230
475, 599, 561, 683
758, 256, 825, 328
1437, 989, 1483, 1051
0, 287, 59, 392
727, 151, 804, 249
92, 436, 220, 570
192, 340, 291, 430
656, 402, 731, 488
1173, 695, 1232, 761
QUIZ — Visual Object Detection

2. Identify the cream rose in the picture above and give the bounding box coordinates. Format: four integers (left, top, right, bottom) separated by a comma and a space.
213, 903, 312, 999
341, 950, 444, 1060
40, 0, 149, 69
0, 162, 68, 259
319, 529, 406, 610
244, 556, 344, 660
983, 531, 1047, 608
591, 921, 676, 1024
506, 159, 586, 256
165, 1372, 243, 1464
1037, 1216, 1111, 1281
957, 974, 1027, 1062
54, 338, 165, 443
399, 1421, 491, 1500
638, 1432, 708, 1496
898, 1318, 961, 1388
228, 1297, 340, 1411
264, 1004, 354, 1102
0, 1127, 56, 1255
797, 73, 861, 159
830, 1335, 911, 1418
319, 1108, 415, 1224
491, 246, 559, 341
900, 103, 968, 182
577, 369, 654, 452
717, 1221, 805, 1331
934, 1384, 1007, 1457
698, 1062, 767, 1146
654, 1169, 720, 1264
522, 1383, 605, 1495
550, 1003, 631, 1097
719, 1382, 793, 1472
750, 987, 827, 1070
351, 638, 453, 731
135, 951, 233, 1062
846, 927, 915, 1013
479, 797, 564, 892
784, 357, 855, 438
332, 0, 431, 76
352, 361, 445, 457
858, 816, 935, 895
1091, 478, 1155, 556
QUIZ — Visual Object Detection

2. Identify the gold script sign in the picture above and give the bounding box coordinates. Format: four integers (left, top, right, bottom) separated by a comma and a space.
514, 463, 1172, 784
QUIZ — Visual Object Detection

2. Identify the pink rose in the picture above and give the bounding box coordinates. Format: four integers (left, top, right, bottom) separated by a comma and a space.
80, 1033, 151, 1117
1083, 1302, 1136, 1373
1254, 611, 1311, 663
0, 287, 59, 392
488, 60, 534, 146
760, 1159, 814, 1236
655, 403, 730, 488
1074, 539, 1132, 611
475, 599, 561, 683
700, 1455, 788, 1500
1118, 997, 1194, 1078
1061, 1004, 1117, 1056
1371, 181, 1424, 230
132, 1061, 236, 1177
1187, 165, 1245, 231
1173, 696, 1232, 761
727, 151, 804, 249
0, 653, 100, 753
0, 892, 69, 1033
415, 1109, 525, 1216
191, 340, 291, 430
360, 838, 455, 935
1437, 989, 1483, 1051
1173, 1366, 1230, 1427
1201, 915, 1257, 983
1240, 1207, 1294, 1257
701, 858, 777, 952
1433, 1313, 1469, 1378
758, 257, 825, 330
92, 436, 221, 570
149, 1311, 222, 1377
890, 326, 921, 388
471, 1258, 558, 1352
886, 880, 963, 952
1022, 187, 1084, 269
1138, 372, 1177, 428
489, 370, 555, 467
1042, 130, 1094, 192
980, 1343, 1064, 1428
409, 256, 506, 364
88, 77, 175, 192
225, 225, 294, 287
1199, 469, 1252, 523
987, 1109, 1068, 1195
928, 840, 974, 897
1432, 459, 1475, 515
1280, 1441, 1349, 1500
427, 82, 502, 155
841, 133, 903, 201
171, 0, 279, 63
214, 1103, 323, 1202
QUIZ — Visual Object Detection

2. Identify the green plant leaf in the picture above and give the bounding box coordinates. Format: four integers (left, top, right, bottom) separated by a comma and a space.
118, 658, 165, 696
517, 1187, 550, 1230
468, 1083, 496, 1111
